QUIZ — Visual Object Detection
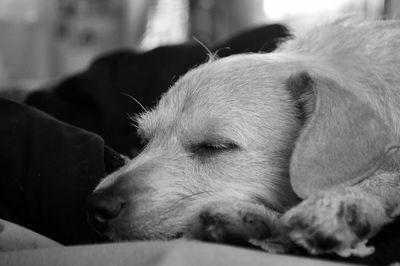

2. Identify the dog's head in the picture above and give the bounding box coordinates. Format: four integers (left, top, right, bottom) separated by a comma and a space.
87, 52, 391, 241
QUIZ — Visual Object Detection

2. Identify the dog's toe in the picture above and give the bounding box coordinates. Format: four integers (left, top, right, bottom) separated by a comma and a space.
196, 209, 227, 242
187, 205, 246, 243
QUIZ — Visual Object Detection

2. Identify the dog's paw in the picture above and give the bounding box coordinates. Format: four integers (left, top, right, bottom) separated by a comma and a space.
186, 201, 277, 245
279, 192, 385, 257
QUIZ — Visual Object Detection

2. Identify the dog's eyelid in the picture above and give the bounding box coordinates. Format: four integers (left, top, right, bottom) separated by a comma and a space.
189, 140, 240, 156
202, 142, 238, 149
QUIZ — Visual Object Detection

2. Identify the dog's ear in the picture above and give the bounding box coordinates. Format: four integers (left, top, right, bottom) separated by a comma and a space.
287, 72, 392, 199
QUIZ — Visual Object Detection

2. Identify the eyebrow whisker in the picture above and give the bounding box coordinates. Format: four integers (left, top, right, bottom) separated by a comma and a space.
121, 92, 148, 112
179, 191, 214, 201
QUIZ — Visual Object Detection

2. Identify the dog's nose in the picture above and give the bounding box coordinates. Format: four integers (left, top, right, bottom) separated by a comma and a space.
86, 192, 125, 232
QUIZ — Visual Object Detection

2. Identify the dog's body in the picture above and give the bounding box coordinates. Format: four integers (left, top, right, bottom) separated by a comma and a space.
87, 20, 400, 257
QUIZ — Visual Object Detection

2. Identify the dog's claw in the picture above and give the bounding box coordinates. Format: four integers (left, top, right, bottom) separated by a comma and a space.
336, 240, 375, 258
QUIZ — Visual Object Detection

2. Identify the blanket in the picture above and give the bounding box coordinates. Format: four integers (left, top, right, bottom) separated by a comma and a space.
0, 98, 124, 245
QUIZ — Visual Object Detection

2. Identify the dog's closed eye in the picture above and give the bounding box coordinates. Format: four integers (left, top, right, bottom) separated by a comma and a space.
190, 142, 239, 158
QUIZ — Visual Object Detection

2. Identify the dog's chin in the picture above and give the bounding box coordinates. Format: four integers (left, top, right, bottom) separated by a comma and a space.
101, 229, 185, 242
87, 218, 186, 242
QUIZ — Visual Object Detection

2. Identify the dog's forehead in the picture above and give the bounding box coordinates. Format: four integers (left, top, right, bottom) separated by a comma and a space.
138, 55, 295, 144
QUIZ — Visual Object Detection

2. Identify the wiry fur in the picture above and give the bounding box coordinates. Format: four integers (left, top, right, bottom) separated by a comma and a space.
94, 55, 302, 240
279, 19, 400, 133
90, 19, 400, 256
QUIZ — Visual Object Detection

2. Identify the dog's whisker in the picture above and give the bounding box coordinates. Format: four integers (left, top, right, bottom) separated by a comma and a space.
121, 92, 148, 112
213, 46, 230, 57
179, 191, 214, 202
192, 36, 218, 62
128, 121, 139, 129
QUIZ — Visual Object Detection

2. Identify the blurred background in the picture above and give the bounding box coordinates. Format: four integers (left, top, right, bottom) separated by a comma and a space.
0, 0, 397, 91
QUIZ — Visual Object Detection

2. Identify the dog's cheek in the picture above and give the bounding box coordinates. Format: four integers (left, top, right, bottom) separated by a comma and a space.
194, 151, 274, 198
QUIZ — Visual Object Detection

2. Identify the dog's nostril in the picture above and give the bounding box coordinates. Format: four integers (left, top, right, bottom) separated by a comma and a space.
86, 193, 125, 232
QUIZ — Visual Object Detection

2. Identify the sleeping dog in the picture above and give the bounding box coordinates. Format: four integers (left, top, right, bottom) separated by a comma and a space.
87, 20, 400, 257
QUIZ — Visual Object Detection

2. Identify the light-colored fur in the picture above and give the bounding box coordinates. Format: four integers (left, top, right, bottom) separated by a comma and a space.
279, 19, 400, 134
91, 19, 400, 256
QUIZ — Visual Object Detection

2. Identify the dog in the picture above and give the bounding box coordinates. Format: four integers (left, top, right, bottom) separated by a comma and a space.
87, 19, 400, 257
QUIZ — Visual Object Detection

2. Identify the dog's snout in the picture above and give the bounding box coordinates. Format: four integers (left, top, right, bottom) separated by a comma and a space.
86, 192, 125, 232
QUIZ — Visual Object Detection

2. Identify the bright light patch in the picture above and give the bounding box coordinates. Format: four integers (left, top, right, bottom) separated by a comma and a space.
263, 0, 358, 20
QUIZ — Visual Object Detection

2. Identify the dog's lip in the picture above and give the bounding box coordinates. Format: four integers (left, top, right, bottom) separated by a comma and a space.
86, 212, 111, 237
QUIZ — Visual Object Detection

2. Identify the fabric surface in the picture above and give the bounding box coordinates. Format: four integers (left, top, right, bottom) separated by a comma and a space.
0, 219, 61, 251
0, 98, 124, 245
0, 241, 359, 266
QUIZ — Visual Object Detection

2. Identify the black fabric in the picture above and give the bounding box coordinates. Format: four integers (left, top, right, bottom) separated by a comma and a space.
0, 98, 124, 244
25, 24, 290, 156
